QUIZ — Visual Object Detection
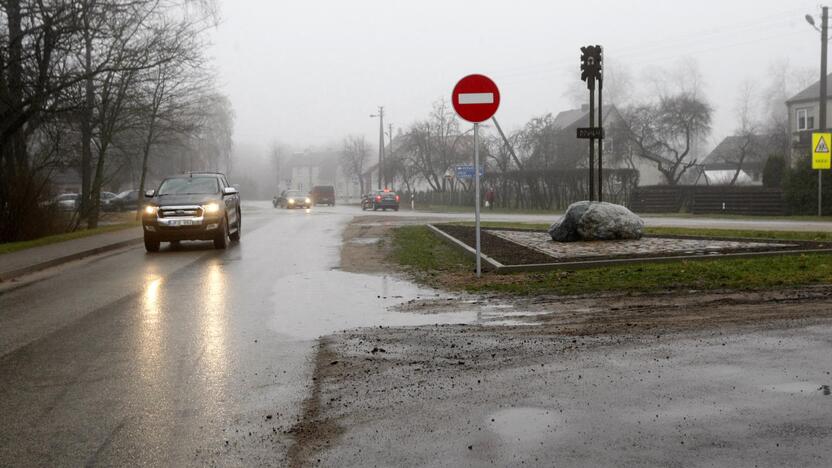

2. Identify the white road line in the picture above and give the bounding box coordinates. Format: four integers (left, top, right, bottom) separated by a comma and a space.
458, 93, 494, 105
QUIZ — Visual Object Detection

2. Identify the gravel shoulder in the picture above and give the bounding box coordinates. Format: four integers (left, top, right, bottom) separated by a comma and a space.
290, 217, 832, 467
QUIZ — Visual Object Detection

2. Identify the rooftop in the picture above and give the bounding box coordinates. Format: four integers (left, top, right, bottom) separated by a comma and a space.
552, 105, 619, 130
786, 74, 832, 104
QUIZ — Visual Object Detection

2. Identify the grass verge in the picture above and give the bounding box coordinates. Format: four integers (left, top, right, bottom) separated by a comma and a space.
0, 222, 139, 255
389, 224, 832, 295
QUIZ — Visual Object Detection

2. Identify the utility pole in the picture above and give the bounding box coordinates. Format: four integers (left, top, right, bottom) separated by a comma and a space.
821, 7, 828, 216
388, 123, 394, 188
369, 107, 385, 189
378, 107, 385, 189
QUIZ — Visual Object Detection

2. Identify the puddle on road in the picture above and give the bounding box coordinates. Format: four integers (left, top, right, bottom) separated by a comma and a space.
486, 407, 561, 447
270, 270, 480, 340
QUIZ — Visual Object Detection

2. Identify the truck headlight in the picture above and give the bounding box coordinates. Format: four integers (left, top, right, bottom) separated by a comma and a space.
288, 198, 295, 204
144, 205, 158, 215
203, 202, 220, 214
305, 197, 311, 204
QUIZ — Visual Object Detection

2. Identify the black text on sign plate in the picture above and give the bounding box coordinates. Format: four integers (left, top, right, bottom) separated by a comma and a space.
576, 127, 604, 139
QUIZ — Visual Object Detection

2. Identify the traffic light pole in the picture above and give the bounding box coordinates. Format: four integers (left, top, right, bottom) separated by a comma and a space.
598, 76, 603, 203
588, 81, 595, 202
580, 45, 603, 203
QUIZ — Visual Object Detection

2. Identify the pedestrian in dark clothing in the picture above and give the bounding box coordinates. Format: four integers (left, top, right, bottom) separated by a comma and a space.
485, 188, 495, 210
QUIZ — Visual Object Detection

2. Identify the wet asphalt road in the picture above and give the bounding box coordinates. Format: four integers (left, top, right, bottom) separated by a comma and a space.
2, 203, 832, 466
0, 202, 449, 466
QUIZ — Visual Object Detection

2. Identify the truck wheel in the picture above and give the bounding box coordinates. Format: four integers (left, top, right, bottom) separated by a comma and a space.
230, 211, 241, 241
144, 236, 160, 252
214, 217, 229, 249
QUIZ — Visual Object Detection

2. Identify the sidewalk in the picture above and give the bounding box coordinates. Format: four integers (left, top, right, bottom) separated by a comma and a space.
0, 227, 143, 281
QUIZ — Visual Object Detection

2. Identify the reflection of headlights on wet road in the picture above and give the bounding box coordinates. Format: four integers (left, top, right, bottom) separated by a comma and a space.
203, 202, 220, 214
144, 205, 158, 215
288, 198, 295, 205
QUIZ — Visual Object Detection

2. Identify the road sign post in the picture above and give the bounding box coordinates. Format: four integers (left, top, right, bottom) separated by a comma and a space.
474, 123, 481, 276
452, 74, 500, 278
813, 132, 831, 216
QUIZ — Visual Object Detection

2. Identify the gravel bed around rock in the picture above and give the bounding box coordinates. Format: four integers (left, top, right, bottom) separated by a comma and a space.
434, 224, 829, 266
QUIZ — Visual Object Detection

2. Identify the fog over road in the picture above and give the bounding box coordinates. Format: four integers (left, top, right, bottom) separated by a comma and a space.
1, 203, 831, 466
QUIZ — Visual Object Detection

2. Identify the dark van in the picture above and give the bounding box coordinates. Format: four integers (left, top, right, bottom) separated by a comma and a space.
310, 185, 335, 206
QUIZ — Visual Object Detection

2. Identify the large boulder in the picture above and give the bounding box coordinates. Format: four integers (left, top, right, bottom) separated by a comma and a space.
549, 201, 644, 242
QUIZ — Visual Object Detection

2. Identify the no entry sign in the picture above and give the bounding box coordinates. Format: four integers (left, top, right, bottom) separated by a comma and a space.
452, 74, 500, 123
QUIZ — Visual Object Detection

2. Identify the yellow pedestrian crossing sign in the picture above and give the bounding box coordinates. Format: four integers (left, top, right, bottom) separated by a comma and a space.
813, 133, 831, 170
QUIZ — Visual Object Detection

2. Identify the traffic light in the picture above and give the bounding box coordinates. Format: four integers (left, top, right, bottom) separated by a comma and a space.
580, 45, 603, 86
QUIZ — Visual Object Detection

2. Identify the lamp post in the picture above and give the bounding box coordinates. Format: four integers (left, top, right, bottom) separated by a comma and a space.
370, 107, 385, 189
807, 8, 828, 216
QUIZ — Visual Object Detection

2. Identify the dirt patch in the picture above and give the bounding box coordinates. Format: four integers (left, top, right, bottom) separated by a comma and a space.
292, 289, 832, 466
286, 340, 344, 467
339, 218, 396, 274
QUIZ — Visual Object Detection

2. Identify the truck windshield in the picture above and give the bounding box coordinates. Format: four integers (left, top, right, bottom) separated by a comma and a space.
158, 177, 219, 195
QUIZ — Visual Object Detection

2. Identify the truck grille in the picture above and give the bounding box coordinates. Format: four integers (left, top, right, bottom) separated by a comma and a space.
159, 206, 203, 218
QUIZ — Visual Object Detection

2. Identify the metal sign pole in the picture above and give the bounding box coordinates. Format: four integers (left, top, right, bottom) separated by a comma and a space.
820, 170, 823, 217
474, 122, 482, 278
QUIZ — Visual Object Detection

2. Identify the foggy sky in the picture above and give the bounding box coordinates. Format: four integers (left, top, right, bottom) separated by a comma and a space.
209, 0, 820, 154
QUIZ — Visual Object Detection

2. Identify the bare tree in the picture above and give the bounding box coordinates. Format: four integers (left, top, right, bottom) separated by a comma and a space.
620, 93, 712, 185
397, 99, 471, 192
340, 135, 369, 195
0, 0, 228, 240
729, 82, 760, 185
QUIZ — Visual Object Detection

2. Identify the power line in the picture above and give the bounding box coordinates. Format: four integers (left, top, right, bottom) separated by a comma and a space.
489, 4, 814, 80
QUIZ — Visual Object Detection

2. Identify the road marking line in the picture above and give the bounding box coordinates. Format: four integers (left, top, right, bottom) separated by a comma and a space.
458, 93, 494, 105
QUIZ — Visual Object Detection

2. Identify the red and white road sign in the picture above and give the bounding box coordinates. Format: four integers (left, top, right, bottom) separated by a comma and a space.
452, 74, 500, 123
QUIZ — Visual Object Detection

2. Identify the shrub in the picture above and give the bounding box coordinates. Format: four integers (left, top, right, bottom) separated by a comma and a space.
762, 155, 786, 188
784, 153, 832, 215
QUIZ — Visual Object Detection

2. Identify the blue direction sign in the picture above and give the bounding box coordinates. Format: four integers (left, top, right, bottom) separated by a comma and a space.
454, 165, 484, 178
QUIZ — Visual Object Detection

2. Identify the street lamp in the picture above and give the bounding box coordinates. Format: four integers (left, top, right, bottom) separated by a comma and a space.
370, 107, 385, 189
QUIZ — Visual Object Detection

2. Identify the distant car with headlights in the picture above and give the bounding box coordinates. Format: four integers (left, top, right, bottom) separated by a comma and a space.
361, 189, 400, 211
141, 172, 241, 252
273, 189, 312, 209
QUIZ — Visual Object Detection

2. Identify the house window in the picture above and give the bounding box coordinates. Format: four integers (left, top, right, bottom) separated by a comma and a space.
797, 108, 814, 131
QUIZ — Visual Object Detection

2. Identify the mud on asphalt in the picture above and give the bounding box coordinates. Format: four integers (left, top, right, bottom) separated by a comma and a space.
289, 217, 832, 467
